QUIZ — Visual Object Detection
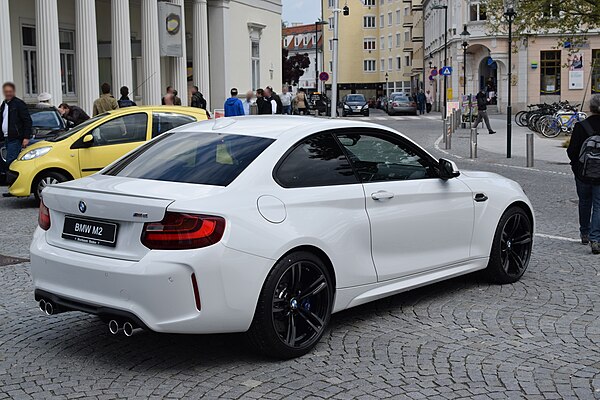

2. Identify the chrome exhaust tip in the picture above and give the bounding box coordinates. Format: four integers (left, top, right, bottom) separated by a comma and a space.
108, 320, 121, 335
123, 321, 135, 337
38, 299, 46, 313
44, 301, 54, 316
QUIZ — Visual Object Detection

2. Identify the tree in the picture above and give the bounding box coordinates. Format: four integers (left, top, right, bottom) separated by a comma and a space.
282, 49, 311, 86
482, 0, 600, 47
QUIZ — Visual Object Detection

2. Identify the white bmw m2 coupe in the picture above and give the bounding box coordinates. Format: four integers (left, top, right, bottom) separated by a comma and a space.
31, 116, 534, 358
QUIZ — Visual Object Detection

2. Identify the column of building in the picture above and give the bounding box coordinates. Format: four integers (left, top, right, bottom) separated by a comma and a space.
141, 0, 162, 105
35, 0, 62, 105
171, 0, 188, 106
0, 1, 13, 84
112, 0, 133, 100
208, 0, 230, 110
193, 0, 211, 108
75, 0, 99, 114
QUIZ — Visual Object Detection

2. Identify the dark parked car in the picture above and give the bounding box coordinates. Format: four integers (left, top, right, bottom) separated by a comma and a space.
340, 94, 369, 117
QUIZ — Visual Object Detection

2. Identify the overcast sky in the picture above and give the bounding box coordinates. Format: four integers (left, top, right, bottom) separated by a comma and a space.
282, 0, 322, 25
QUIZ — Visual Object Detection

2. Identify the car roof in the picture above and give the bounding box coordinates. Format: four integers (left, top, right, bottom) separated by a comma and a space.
104, 105, 207, 115
176, 115, 399, 140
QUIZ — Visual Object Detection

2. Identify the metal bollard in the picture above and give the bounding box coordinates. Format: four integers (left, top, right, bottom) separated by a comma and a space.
443, 118, 448, 145
470, 127, 477, 159
445, 118, 452, 150
526, 133, 534, 167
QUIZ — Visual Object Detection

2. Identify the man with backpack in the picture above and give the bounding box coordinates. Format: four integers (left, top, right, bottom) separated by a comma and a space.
567, 94, 600, 254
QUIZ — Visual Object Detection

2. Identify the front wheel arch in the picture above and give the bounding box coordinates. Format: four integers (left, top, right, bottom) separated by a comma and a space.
31, 168, 74, 198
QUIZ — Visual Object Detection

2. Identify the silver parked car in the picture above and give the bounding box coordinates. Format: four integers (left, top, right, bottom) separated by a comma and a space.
387, 93, 417, 116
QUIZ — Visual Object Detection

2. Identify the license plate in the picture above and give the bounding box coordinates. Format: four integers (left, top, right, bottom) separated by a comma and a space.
62, 216, 118, 247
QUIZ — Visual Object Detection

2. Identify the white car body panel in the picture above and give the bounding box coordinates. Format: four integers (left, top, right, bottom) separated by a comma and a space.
30, 116, 534, 334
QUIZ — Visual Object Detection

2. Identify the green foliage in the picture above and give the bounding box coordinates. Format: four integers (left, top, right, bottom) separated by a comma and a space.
482, 0, 600, 47
282, 49, 311, 86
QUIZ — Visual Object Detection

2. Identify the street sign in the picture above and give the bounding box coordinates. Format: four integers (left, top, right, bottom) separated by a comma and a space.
319, 72, 330, 81
440, 66, 452, 76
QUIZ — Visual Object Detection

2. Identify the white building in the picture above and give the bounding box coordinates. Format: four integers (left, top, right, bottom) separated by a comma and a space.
0, 0, 282, 113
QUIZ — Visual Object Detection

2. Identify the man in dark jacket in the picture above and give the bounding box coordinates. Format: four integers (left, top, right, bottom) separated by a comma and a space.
190, 86, 207, 110
567, 94, 600, 254
256, 88, 272, 115
267, 86, 283, 114
58, 103, 90, 127
1, 82, 32, 185
117, 86, 137, 108
473, 89, 496, 134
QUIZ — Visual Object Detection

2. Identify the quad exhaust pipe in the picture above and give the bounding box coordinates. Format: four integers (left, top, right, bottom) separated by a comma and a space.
108, 319, 141, 337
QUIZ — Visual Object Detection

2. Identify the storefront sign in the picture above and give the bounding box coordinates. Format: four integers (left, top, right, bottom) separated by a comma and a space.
158, 2, 183, 57
569, 52, 584, 90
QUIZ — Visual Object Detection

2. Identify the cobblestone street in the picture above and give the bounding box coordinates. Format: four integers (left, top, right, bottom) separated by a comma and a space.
1, 111, 600, 399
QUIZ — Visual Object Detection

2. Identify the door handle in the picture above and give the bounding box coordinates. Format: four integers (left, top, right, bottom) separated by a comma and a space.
474, 193, 488, 202
371, 191, 395, 201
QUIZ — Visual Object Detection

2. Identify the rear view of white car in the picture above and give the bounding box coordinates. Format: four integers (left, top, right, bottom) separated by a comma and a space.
31, 116, 534, 358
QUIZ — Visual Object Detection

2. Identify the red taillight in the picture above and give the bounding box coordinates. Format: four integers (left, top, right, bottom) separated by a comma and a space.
392, 102, 398, 107
141, 212, 225, 250
39, 199, 51, 230
411, 102, 417, 107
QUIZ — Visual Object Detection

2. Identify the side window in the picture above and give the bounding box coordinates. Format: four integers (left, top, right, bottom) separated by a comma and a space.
275, 133, 358, 188
89, 113, 148, 147
337, 132, 436, 182
152, 113, 196, 138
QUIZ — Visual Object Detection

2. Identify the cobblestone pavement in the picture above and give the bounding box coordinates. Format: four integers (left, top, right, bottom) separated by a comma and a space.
1, 111, 599, 399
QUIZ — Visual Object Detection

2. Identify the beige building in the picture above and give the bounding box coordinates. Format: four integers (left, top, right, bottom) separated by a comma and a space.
423, 0, 600, 113
0, 0, 282, 114
321, 0, 425, 101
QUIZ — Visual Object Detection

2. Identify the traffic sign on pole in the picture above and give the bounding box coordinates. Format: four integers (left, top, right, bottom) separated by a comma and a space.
319, 72, 330, 81
440, 66, 452, 76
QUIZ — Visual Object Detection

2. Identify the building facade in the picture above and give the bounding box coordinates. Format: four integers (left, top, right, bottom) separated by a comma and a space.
423, 0, 600, 113
282, 23, 324, 91
320, 0, 424, 101
0, 0, 282, 114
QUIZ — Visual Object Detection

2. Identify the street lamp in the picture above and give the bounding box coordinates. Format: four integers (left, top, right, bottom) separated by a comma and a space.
314, 19, 328, 92
385, 72, 389, 98
432, 2, 448, 119
504, 0, 517, 158
460, 24, 470, 97
330, 0, 349, 118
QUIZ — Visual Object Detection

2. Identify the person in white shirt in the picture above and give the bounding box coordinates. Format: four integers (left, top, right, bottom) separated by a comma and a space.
280, 86, 294, 115
242, 90, 254, 115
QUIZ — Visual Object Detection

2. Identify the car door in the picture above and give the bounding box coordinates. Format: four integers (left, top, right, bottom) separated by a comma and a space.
77, 112, 149, 176
151, 112, 197, 138
336, 129, 475, 282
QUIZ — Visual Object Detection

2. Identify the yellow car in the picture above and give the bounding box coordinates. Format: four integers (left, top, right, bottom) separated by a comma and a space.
7, 106, 208, 200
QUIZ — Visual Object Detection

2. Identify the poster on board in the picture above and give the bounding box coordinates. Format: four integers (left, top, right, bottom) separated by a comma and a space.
569, 53, 584, 90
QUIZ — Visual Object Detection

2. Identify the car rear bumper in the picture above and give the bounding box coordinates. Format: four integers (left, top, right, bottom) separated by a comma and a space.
391, 106, 417, 113
30, 228, 275, 334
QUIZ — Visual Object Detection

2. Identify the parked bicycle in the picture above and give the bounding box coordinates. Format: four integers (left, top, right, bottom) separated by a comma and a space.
515, 101, 586, 137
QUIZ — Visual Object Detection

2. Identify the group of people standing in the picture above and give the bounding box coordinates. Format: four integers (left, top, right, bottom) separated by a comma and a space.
224, 86, 309, 117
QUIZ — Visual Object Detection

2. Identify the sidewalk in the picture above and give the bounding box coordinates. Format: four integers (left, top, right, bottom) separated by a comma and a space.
464, 115, 569, 163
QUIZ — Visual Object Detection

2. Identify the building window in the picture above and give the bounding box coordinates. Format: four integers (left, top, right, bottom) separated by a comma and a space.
396, 56, 402, 70
404, 7, 410, 15
303, 36, 309, 46
388, 58, 392, 71
396, 33, 401, 47
328, 0, 335, 8
379, 14, 384, 28
364, 59, 376, 72
329, 39, 333, 51
59, 30, 76, 96
388, 12, 393, 26
592, 49, 600, 94
380, 58, 385, 71
540, 50, 561, 95
380, 36, 385, 50
404, 30, 410, 41
405, 54, 411, 67
251, 40, 260, 90
364, 0, 376, 6
396, 10, 401, 24
469, 2, 487, 21
364, 38, 376, 50
363, 16, 376, 28
22, 26, 37, 96
328, 17, 334, 30
294, 37, 299, 47
388, 35, 392, 49
329, 61, 333, 71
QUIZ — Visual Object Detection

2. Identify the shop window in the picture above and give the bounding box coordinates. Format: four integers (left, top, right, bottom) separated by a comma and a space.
592, 49, 600, 94
540, 50, 561, 95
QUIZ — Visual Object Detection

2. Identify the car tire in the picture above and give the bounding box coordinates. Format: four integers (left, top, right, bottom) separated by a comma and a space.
247, 251, 334, 359
364, 111, 370, 117
33, 171, 69, 202
484, 206, 533, 284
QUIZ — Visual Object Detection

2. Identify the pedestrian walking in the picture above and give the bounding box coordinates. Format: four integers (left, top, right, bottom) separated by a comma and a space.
93, 83, 119, 116
256, 89, 272, 115
190, 86, 207, 110
58, 103, 90, 127
295, 88, 308, 115
242, 90, 254, 115
161, 86, 174, 105
117, 86, 137, 108
567, 94, 600, 254
473, 89, 496, 134
0, 82, 32, 188
417, 90, 426, 115
425, 90, 433, 113
280, 86, 293, 115
224, 88, 244, 117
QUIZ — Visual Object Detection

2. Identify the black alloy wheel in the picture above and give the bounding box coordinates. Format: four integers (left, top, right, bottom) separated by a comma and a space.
248, 251, 333, 359
486, 207, 533, 284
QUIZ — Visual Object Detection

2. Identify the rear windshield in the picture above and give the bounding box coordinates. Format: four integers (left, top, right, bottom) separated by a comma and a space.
103, 131, 274, 186
346, 95, 366, 102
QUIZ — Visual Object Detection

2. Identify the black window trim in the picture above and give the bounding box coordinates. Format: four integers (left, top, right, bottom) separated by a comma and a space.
71, 111, 149, 149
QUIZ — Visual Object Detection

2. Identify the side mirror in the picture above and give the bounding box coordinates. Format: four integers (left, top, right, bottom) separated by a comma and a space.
82, 134, 94, 147
439, 158, 460, 180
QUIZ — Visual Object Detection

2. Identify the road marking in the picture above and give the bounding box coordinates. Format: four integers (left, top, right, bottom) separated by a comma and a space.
434, 134, 464, 159
535, 233, 579, 242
